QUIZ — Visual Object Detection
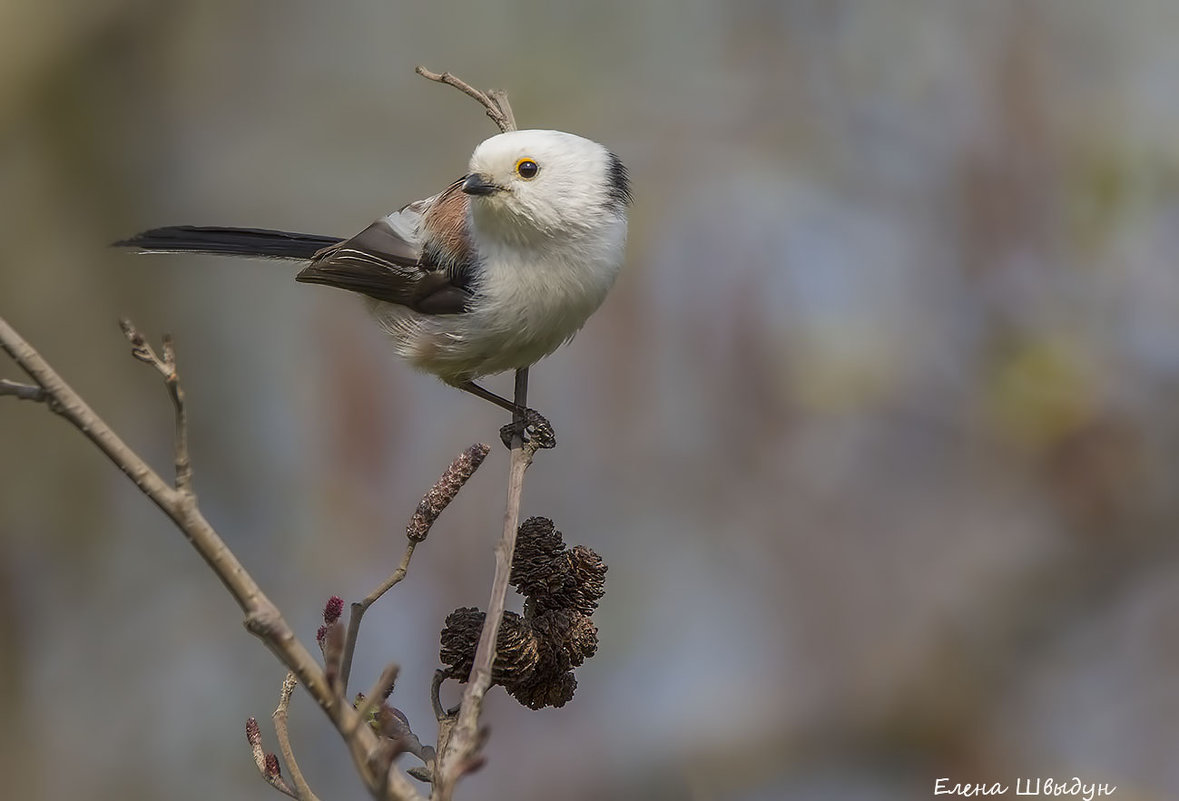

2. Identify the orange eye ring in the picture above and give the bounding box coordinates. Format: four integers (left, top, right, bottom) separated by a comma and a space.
515, 158, 540, 179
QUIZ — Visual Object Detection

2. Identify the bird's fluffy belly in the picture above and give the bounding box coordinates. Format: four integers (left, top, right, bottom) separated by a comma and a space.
368, 260, 611, 383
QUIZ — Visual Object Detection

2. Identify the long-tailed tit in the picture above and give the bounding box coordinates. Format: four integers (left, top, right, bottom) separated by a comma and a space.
117, 129, 632, 418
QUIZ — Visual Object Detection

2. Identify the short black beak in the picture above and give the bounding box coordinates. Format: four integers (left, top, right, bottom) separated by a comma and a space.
461, 173, 500, 196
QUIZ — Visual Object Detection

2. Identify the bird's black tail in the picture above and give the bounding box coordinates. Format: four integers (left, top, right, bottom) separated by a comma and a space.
113, 225, 342, 260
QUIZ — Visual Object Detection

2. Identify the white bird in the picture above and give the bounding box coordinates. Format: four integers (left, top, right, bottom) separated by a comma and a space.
117, 129, 632, 419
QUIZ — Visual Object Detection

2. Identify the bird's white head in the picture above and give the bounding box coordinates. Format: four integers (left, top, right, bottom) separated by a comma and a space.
462, 130, 631, 244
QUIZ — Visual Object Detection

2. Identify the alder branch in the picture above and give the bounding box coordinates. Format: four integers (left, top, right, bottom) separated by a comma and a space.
0, 314, 423, 801
4, 66, 559, 801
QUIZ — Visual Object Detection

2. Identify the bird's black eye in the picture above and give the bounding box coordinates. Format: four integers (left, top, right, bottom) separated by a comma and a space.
515, 158, 540, 180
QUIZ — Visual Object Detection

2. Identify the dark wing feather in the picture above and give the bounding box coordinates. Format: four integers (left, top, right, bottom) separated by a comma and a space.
116, 183, 477, 316
296, 250, 471, 314
296, 181, 477, 315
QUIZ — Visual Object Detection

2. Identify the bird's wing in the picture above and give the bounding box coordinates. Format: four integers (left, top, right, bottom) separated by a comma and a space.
296, 180, 477, 315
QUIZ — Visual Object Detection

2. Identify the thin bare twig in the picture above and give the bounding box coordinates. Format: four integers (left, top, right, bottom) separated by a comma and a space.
0, 378, 49, 402
355, 662, 401, 730
247, 716, 298, 799
118, 320, 192, 493
0, 315, 423, 801
339, 541, 414, 695
430, 670, 450, 720
415, 66, 515, 134
274, 673, 322, 801
486, 90, 517, 133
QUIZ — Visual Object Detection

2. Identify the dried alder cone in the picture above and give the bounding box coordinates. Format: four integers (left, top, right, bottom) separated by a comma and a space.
512, 516, 607, 616
439, 517, 606, 709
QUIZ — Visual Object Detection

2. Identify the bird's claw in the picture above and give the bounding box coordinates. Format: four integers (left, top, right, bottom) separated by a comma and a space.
499, 409, 556, 450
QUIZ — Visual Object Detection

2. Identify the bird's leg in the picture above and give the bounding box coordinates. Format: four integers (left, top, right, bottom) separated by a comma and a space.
457, 380, 518, 414
456, 381, 556, 449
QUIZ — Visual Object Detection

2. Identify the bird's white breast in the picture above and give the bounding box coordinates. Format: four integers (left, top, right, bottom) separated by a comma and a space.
462, 215, 627, 375
371, 213, 626, 384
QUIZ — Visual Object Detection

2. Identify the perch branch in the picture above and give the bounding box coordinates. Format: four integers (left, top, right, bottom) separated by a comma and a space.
436, 370, 540, 798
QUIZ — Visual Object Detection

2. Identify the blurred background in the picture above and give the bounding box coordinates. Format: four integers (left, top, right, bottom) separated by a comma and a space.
3, 1, 1179, 799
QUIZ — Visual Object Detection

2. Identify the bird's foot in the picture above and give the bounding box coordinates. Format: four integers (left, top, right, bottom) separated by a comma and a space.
500, 408, 556, 450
